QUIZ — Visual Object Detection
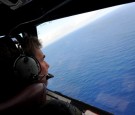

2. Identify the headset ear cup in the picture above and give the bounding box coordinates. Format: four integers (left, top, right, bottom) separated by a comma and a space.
13, 55, 40, 82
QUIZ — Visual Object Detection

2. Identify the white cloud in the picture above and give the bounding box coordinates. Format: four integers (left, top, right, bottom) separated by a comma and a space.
37, 4, 121, 48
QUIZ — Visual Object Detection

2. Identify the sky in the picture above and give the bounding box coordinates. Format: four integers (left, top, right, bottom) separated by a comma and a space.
37, 4, 122, 48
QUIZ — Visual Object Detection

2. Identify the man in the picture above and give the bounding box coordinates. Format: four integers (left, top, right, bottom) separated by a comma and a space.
22, 35, 84, 115
0, 35, 86, 115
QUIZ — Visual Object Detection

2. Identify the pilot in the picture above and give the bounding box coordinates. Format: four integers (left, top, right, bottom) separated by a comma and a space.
0, 35, 91, 115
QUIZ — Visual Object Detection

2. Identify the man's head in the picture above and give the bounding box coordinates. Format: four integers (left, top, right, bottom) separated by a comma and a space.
21, 35, 50, 84
0, 35, 49, 100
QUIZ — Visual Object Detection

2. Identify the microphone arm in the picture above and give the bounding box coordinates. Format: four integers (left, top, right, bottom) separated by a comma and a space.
46, 73, 54, 80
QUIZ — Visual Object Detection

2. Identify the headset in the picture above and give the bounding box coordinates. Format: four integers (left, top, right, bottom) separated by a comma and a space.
11, 36, 41, 83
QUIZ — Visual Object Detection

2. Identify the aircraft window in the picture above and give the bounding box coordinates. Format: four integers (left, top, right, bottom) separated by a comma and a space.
37, 2, 135, 115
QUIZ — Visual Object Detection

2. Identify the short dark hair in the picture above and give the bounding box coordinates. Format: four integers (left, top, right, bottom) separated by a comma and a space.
22, 35, 42, 56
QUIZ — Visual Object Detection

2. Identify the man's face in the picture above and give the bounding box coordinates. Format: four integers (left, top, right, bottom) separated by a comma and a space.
35, 48, 49, 85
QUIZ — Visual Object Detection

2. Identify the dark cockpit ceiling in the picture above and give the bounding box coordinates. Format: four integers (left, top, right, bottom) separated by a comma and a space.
0, 0, 134, 36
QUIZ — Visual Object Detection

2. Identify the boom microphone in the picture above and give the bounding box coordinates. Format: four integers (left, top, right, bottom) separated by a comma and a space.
46, 73, 54, 80
39, 73, 54, 81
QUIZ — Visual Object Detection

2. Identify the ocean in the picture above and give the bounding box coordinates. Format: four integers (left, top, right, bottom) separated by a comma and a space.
42, 2, 135, 115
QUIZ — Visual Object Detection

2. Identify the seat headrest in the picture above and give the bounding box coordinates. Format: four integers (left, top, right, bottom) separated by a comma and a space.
0, 83, 46, 112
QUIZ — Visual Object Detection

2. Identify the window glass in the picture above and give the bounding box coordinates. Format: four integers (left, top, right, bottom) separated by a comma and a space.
37, 2, 135, 115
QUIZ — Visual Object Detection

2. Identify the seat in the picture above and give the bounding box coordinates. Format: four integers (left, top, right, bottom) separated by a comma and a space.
0, 83, 46, 113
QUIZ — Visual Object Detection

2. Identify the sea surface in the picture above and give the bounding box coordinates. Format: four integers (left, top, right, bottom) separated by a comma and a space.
42, 2, 135, 115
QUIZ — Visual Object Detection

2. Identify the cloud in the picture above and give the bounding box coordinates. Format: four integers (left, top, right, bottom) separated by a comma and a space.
37, 4, 121, 47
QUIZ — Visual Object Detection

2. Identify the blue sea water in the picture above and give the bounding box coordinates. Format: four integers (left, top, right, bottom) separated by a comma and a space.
42, 2, 135, 115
